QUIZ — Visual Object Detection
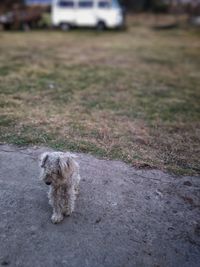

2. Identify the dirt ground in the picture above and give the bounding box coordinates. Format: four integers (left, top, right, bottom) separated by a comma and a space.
0, 144, 200, 267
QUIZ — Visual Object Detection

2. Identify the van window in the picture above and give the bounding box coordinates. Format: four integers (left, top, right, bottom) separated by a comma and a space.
58, 0, 74, 7
112, 0, 120, 8
78, 1, 93, 8
98, 1, 110, 8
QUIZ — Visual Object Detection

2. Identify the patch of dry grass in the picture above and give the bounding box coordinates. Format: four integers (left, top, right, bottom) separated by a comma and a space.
0, 17, 200, 175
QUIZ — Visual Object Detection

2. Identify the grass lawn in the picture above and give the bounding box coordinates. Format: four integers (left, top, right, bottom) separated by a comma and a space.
0, 16, 200, 175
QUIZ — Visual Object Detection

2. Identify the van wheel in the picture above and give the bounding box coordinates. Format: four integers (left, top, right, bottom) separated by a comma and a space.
60, 23, 71, 31
96, 21, 106, 31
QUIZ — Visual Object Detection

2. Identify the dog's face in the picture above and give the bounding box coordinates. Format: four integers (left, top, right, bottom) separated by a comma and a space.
39, 152, 74, 186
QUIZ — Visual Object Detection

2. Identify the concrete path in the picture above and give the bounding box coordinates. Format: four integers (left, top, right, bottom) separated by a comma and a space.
0, 144, 199, 267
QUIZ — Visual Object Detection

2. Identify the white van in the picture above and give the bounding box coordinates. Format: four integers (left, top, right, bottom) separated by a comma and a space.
52, 0, 125, 30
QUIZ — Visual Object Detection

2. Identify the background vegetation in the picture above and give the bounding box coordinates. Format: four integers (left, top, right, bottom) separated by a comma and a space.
0, 16, 200, 175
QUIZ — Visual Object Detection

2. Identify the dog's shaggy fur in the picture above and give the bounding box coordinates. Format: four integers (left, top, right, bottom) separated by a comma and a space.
39, 151, 81, 224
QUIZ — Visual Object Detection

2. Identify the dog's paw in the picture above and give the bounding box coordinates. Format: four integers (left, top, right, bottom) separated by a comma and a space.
63, 210, 72, 217
51, 213, 64, 224
63, 207, 74, 217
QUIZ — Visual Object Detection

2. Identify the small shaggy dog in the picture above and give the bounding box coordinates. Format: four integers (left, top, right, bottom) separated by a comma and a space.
39, 151, 81, 224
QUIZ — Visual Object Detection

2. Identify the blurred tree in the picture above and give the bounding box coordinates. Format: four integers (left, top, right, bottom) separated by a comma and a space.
122, 0, 151, 11
0, 0, 24, 12
121, 0, 168, 11
0, 0, 24, 6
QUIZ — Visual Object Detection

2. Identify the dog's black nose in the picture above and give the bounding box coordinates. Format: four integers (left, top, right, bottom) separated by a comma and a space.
45, 181, 51, 185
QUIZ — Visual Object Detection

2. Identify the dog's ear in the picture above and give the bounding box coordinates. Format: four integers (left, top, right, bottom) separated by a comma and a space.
39, 153, 49, 168
58, 154, 74, 174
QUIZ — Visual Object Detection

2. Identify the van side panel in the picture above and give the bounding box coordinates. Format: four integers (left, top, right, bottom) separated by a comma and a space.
52, 0, 76, 26
97, 8, 123, 28
75, 1, 97, 27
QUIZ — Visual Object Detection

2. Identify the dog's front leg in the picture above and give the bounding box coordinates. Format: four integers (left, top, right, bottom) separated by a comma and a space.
51, 202, 64, 224
51, 196, 64, 224
48, 187, 64, 224
51, 208, 63, 224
